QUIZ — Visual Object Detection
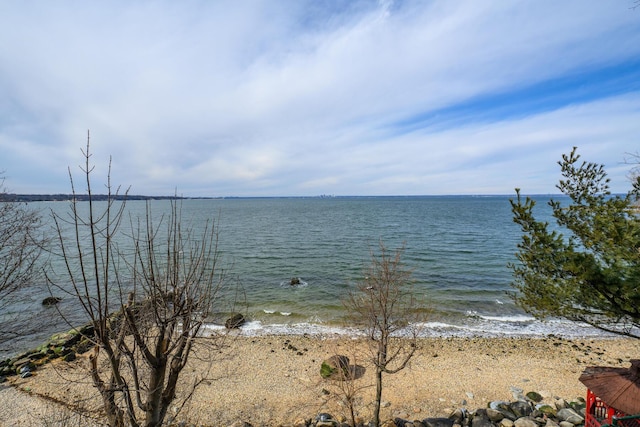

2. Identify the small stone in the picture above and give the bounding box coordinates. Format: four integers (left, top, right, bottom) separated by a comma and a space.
536, 404, 557, 417
316, 413, 334, 422
424, 417, 454, 427
514, 418, 537, 427
556, 409, 583, 425
526, 391, 543, 403
381, 401, 391, 408
554, 399, 568, 410
500, 419, 514, 427
509, 401, 533, 418
471, 412, 493, 427
486, 408, 504, 422
545, 419, 560, 427
292, 419, 308, 427
20, 371, 32, 378
449, 408, 466, 424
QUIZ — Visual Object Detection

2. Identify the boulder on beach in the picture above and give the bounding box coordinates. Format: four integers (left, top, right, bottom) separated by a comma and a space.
320, 354, 350, 379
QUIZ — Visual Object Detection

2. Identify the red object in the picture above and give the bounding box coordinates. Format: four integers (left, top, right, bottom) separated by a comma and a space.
585, 389, 623, 427
584, 389, 640, 427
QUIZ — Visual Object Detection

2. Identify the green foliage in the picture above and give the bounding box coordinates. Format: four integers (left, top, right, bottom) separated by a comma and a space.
510, 147, 640, 339
320, 362, 335, 379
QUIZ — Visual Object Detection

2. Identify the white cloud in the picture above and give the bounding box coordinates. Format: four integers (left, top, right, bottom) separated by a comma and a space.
0, 0, 639, 196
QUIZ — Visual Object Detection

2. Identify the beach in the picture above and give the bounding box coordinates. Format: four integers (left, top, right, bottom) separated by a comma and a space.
1, 334, 637, 426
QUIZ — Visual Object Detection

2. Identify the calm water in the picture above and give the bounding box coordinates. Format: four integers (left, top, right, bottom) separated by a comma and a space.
1, 195, 609, 358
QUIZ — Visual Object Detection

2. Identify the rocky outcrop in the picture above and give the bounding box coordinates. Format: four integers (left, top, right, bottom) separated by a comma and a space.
0, 324, 94, 380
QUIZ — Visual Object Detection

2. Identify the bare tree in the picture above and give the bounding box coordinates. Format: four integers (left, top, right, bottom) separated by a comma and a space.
345, 242, 421, 427
321, 339, 369, 427
47, 137, 229, 427
0, 173, 44, 345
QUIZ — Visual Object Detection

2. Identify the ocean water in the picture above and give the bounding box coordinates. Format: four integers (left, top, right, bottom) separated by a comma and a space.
0, 195, 611, 358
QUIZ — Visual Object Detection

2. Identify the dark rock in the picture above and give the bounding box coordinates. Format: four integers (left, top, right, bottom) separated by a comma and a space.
64, 352, 76, 362
75, 337, 93, 354
290, 277, 301, 285
316, 413, 335, 422
471, 410, 493, 427
225, 313, 245, 329
42, 296, 62, 306
509, 401, 533, 418
27, 351, 47, 361
486, 408, 505, 422
315, 413, 338, 427
490, 401, 517, 421
424, 417, 454, 427
536, 405, 556, 417
514, 418, 538, 427
449, 408, 467, 424
526, 391, 543, 403
13, 359, 34, 374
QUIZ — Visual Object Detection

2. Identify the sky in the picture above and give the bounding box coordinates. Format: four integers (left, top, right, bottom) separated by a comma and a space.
1, 1, 639, 197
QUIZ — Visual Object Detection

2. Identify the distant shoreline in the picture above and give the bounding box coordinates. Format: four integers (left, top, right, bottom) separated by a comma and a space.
1, 193, 572, 203
0, 194, 216, 202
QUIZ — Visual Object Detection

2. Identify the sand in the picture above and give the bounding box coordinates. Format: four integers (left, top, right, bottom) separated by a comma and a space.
0, 334, 637, 426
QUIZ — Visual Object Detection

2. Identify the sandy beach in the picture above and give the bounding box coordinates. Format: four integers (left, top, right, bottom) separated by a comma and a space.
1, 334, 637, 426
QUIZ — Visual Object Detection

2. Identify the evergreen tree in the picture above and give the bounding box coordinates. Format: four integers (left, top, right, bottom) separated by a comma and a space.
510, 147, 640, 339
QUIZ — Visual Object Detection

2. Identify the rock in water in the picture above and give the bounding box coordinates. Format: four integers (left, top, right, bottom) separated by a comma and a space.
225, 313, 245, 329
42, 296, 62, 306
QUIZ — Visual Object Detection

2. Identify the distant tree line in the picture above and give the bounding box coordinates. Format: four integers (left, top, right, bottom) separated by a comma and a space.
0, 194, 194, 202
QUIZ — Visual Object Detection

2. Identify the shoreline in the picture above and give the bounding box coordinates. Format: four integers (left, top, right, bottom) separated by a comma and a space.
1, 334, 638, 426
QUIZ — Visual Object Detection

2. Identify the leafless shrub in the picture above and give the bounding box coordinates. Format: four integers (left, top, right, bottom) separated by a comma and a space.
319, 338, 370, 427
0, 173, 45, 347
46, 135, 232, 427
345, 241, 424, 427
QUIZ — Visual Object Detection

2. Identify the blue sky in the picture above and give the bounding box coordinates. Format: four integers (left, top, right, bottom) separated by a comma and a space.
1, 1, 639, 197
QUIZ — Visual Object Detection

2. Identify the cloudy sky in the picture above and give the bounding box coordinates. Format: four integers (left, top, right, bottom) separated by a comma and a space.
1, 1, 639, 197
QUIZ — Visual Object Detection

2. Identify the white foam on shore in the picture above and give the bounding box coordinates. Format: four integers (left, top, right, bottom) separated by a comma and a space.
202, 315, 619, 339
